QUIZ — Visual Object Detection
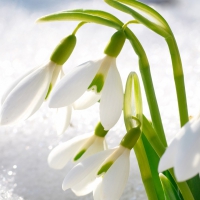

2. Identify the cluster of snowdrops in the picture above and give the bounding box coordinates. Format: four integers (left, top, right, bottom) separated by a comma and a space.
1, 0, 200, 200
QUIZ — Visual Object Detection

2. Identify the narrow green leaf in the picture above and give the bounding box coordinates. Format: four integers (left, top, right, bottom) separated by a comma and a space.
186, 175, 200, 200
142, 115, 165, 157
160, 173, 182, 200
37, 10, 121, 30
142, 134, 165, 200
163, 171, 184, 200
63, 9, 123, 25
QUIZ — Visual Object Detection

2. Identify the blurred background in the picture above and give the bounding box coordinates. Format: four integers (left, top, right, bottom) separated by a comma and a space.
0, 0, 200, 199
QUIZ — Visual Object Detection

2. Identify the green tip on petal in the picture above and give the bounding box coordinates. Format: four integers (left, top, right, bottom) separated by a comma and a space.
97, 161, 113, 175
73, 149, 86, 161
88, 74, 104, 93
104, 30, 126, 57
50, 34, 76, 65
120, 125, 141, 150
94, 122, 108, 137
45, 83, 52, 99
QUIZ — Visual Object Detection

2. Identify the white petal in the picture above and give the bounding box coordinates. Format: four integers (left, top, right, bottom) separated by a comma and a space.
48, 133, 92, 169
73, 90, 101, 110
25, 63, 59, 119
56, 106, 72, 135
93, 177, 103, 200
62, 149, 114, 190
48, 59, 103, 108
0, 62, 55, 125
158, 138, 178, 173
1, 66, 40, 105
100, 62, 123, 130
174, 119, 200, 181
95, 149, 130, 200
71, 167, 98, 196
103, 139, 108, 150
79, 136, 106, 161
50, 65, 62, 88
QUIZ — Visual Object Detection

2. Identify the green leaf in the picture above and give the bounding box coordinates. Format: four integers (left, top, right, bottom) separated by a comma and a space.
160, 173, 182, 200
186, 175, 200, 200
142, 115, 165, 157
63, 9, 123, 25
37, 9, 121, 30
142, 134, 165, 200
163, 171, 183, 200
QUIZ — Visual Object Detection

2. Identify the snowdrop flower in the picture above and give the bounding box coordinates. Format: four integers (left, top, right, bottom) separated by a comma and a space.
48, 122, 108, 169
158, 116, 200, 182
62, 126, 141, 199
48, 30, 126, 130
0, 34, 76, 125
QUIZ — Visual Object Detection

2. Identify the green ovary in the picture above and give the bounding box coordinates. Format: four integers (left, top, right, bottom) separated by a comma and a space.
88, 74, 104, 93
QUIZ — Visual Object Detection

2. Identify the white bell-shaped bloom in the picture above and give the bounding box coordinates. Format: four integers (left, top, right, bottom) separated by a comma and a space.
48, 55, 124, 130
158, 117, 200, 182
62, 145, 130, 199
48, 133, 107, 170
0, 61, 62, 125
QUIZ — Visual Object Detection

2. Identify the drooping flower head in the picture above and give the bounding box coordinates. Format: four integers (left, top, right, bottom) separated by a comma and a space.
48, 122, 108, 170
0, 34, 76, 125
48, 30, 126, 130
61, 126, 141, 199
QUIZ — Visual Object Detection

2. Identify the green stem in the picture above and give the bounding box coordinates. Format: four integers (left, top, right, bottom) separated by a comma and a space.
124, 28, 167, 147
134, 139, 159, 200
72, 21, 87, 35
122, 20, 140, 30
165, 36, 189, 126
